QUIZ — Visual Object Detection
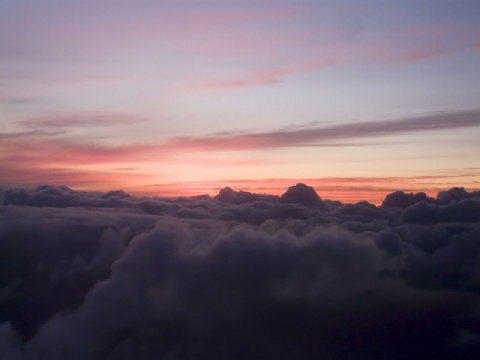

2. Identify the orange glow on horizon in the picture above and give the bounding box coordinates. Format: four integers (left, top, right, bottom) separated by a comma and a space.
127, 177, 479, 205
2, 158, 479, 205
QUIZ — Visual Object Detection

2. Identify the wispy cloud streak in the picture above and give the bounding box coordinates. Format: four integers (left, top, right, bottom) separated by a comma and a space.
2, 110, 478, 169
167, 110, 480, 151
0, 130, 63, 140
21, 112, 149, 128
182, 59, 337, 91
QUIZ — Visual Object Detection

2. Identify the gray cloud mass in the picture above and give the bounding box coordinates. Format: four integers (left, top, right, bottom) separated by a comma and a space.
1, 184, 480, 359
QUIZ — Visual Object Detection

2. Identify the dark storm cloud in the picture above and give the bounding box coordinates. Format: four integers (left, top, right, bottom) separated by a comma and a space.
1, 184, 480, 359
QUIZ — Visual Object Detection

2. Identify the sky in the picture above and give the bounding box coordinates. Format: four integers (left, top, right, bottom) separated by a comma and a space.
1, 0, 480, 203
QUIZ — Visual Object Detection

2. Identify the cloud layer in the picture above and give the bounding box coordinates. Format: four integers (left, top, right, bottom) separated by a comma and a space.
2, 184, 480, 359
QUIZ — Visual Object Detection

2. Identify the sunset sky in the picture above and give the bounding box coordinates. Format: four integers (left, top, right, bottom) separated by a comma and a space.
1, 0, 480, 203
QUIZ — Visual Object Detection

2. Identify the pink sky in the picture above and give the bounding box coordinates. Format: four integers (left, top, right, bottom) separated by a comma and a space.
1, 1, 480, 203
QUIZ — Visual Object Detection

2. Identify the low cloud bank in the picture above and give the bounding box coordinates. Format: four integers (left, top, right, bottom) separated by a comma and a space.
1, 184, 480, 359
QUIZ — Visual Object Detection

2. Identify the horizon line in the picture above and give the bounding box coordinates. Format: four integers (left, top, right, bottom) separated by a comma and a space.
2, 180, 479, 207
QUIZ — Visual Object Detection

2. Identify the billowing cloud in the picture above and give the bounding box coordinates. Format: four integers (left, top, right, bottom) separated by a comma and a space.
382, 190, 433, 209
2, 184, 480, 359
280, 183, 325, 208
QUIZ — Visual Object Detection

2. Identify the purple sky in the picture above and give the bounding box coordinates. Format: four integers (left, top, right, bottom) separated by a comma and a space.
1, 0, 480, 202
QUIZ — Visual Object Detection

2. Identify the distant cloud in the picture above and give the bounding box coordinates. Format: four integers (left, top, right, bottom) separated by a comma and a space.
179, 23, 480, 92
12, 109, 478, 161
0, 166, 151, 190
20, 112, 150, 128
0, 129, 63, 140
166, 110, 480, 151
0, 135, 157, 167
1, 109, 479, 203
182, 58, 337, 91
0, 95, 40, 106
